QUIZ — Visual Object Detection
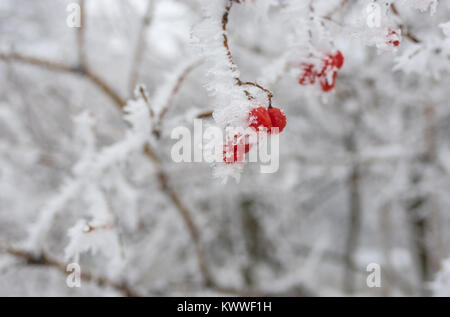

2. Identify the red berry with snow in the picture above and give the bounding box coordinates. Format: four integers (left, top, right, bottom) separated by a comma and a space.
387, 29, 401, 47
248, 106, 272, 131
268, 107, 287, 133
319, 70, 337, 92
224, 106, 287, 164
334, 50, 344, 69
223, 133, 252, 164
248, 106, 287, 134
298, 63, 317, 85
298, 50, 344, 92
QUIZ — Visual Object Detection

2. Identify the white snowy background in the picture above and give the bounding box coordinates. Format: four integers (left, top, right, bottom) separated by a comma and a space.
0, 0, 450, 296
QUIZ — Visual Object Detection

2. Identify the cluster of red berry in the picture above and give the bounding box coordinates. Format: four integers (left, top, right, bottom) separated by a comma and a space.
386, 28, 401, 47
248, 106, 287, 133
223, 106, 287, 164
298, 50, 344, 92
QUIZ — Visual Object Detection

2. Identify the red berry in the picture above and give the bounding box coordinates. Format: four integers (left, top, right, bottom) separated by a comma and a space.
298, 50, 343, 92
268, 107, 286, 133
248, 106, 272, 131
298, 63, 316, 85
319, 71, 337, 92
248, 106, 287, 134
224, 106, 287, 164
223, 133, 252, 164
319, 56, 334, 77
334, 50, 344, 69
386, 29, 401, 47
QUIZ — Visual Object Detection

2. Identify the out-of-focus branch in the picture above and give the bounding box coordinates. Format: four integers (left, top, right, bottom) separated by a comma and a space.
379, 201, 393, 296
0, 49, 213, 289
0, 51, 125, 108
136, 86, 213, 285
128, 0, 154, 96
153, 60, 202, 137
323, 0, 349, 20
213, 284, 314, 297
343, 128, 362, 295
404, 103, 442, 296
136, 84, 155, 118
424, 104, 442, 273
77, 0, 87, 68
143, 142, 213, 287
293, 243, 414, 295
83, 68, 125, 108
391, 4, 421, 44
295, 152, 412, 166
343, 162, 361, 294
405, 174, 430, 296
4, 238, 416, 296
1, 240, 313, 297
0, 242, 141, 297
196, 109, 214, 119
0, 51, 74, 72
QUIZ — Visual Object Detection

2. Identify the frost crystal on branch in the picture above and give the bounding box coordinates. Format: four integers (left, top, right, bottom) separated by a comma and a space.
27, 96, 151, 266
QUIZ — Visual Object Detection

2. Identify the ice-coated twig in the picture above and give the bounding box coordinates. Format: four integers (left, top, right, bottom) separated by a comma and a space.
27, 107, 149, 252
0, 241, 141, 297
221, 0, 273, 107
323, 0, 349, 20
0, 51, 125, 108
128, 0, 155, 96
152, 58, 203, 137
0, 48, 214, 288
391, 3, 421, 43
1, 239, 316, 296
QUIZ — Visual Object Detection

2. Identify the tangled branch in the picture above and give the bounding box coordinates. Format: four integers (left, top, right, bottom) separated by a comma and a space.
0, 51, 212, 287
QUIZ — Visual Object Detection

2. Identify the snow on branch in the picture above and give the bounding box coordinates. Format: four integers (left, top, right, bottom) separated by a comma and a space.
26, 95, 151, 268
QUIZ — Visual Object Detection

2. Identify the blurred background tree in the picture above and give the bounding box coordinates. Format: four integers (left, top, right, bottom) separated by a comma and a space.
0, 0, 450, 296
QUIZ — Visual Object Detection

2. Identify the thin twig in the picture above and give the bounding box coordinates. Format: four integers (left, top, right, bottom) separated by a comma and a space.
137, 84, 155, 118
0, 51, 74, 72
0, 50, 212, 286
423, 104, 443, 273
0, 51, 125, 108
292, 243, 414, 295
154, 60, 202, 137
222, 0, 237, 72
77, 0, 87, 68
196, 109, 214, 119
0, 242, 141, 297
128, 0, 154, 96
143, 144, 213, 286
238, 81, 273, 107
391, 3, 421, 44
343, 129, 361, 295
1, 240, 315, 296
323, 0, 349, 20
221, 0, 273, 107
84, 67, 125, 107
